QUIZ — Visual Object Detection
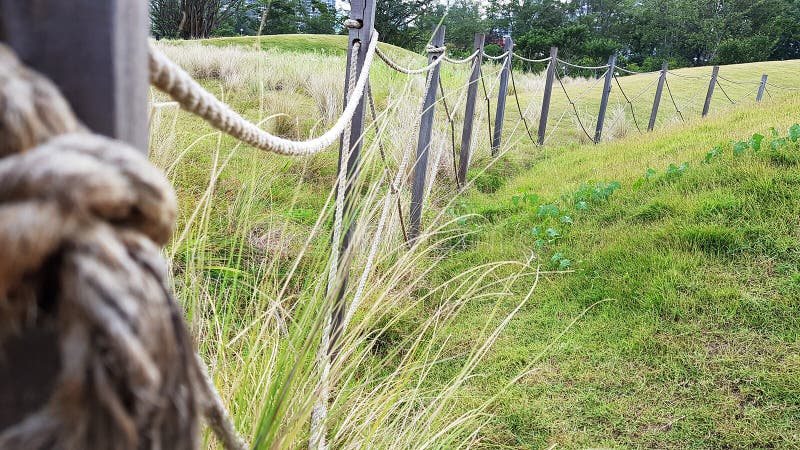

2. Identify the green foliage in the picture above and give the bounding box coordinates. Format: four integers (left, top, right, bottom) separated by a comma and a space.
717, 35, 777, 64
472, 171, 506, 194
665, 162, 689, 180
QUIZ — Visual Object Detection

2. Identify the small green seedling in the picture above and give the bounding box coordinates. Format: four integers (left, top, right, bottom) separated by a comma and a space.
733, 141, 748, 156
704, 146, 722, 163
750, 133, 764, 151
538, 204, 560, 218
790, 124, 800, 142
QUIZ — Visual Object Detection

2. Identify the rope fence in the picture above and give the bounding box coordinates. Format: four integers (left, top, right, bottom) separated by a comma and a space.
4, 3, 800, 448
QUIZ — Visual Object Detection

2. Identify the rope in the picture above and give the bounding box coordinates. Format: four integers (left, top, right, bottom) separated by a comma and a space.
482, 51, 510, 61
664, 77, 685, 122
555, 68, 602, 141
375, 45, 444, 75
715, 79, 736, 104
543, 109, 570, 145
666, 70, 710, 80
148, 31, 379, 157
366, 85, 408, 242
480, 72, 494, 148
766, 82, 800, 91
613, 74, 643, 133
717, 75, 760, 86
615, 66, 646, 75
310, 37, 361, 450
442, 50, 480, 65
0, 43, 246, 450
509, 65, 538, 145
343, 19, 362, 29
438, 79, 460, 180
556, 58, 610, 70
511, 53, 551, 63
732, 84, 761, 103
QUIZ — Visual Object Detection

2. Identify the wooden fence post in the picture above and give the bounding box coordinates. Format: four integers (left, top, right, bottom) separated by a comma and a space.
702, 65, 720, 117
409, 25, 446, 243
0, 0, 149, 430
329, 0, 377, 352
648, 61, 669, 131
756, 74, 768, 102
457, 33, 485, 188
594, 54, 617, 143
491, 37, 513, 156
537, 47, 558, 145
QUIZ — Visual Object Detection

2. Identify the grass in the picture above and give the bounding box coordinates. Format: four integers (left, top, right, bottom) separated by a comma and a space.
149, 34, 800, 448
433, 97, 800, 448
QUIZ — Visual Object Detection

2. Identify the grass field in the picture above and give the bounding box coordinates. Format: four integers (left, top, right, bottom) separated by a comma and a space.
150, 35, 800, 448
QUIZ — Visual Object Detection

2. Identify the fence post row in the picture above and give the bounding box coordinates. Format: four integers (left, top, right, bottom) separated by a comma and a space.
409, 25, 446, 244
537, 47, 559, 145
491, 37, 514, 156
0, 0, 149, 431
648, 61, 669, 131
329, 0, 377, 354
457, 33, 486, 188
594, 54, 617, 143
702, 65, 720, 117
757, 74, 768, 102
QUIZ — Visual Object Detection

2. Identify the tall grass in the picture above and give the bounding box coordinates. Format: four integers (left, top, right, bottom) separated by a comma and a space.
149, 40, 545, 448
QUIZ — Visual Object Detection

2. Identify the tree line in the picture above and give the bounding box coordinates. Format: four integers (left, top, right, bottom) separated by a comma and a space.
150, 0, 800, 69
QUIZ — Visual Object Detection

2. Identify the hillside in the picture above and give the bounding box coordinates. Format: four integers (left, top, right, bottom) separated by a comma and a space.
428, 93, 800, 448
149, 35, 800, 448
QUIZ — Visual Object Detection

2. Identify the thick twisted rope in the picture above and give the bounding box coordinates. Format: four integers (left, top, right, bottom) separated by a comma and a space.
511, 53, 551, 64
308, 37, 362, 450
556, 58, 610, 70
375, 45, 444, 75
442, 50, 480, 65
666, 70, 710, 80
482, 51, 510, 61
149, 31, 379, 157
0, 44, 246, 450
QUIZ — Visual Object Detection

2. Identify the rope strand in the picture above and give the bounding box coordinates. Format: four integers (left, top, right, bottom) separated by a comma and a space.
149, 32, 378, 157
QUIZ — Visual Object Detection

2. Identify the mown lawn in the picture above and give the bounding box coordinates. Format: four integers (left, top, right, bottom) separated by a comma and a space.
422, 93, 800, 448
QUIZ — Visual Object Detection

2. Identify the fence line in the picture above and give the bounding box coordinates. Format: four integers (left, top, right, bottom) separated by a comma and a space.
8, 2, 800, 446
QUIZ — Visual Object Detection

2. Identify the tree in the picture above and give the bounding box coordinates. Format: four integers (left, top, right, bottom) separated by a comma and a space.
374, 0, 439, 49
149, 0, 246, 39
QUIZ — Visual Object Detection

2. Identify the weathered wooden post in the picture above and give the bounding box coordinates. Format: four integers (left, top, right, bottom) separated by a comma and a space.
409, 25, 446, 243
594, 54, 617, 143
702, 65, 720, 117
457, 33, 485, 188
756, 74, 768, 102
491, 37, 513, 156
648, 61, 669, 131
0, 0, 149, 430
329, 0, 377, 352
537, 46, 558, 145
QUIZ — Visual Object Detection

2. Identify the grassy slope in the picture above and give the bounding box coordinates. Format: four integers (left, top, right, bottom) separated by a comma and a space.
427, 94, 800, 448
177, 34, 419, 59
155, 35, 800, 448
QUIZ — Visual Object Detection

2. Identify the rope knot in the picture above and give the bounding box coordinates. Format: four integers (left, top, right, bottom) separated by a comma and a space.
426, 45, 447, 55
343, 19, 362, 29
0, 42, 236, 450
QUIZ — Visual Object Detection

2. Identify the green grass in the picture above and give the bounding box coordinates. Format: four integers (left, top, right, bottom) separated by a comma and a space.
173, 33, 420, 60
150, 34, 800, 448
426, 95, 800, 448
